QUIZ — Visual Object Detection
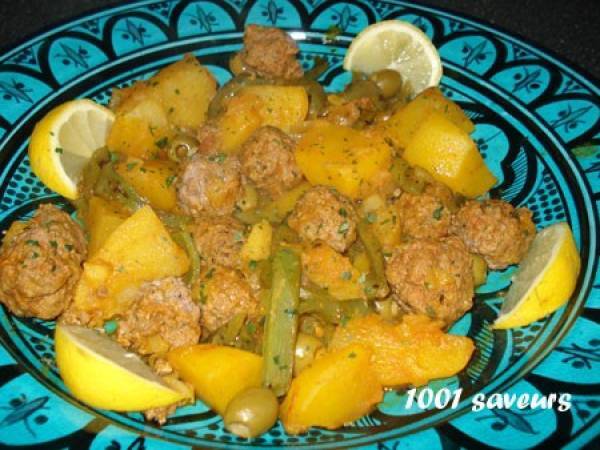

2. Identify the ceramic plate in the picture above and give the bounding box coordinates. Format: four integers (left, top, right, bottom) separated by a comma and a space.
0, 1, 598, 449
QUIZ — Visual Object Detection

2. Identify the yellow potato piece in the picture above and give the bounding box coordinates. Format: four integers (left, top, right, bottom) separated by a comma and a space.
302, 245, 365, 300
241, 220, 272, 262
383, 87, 475, 149
403, 112, 496, 197
84, 196, 127, 256
150, 54, 217, 130
330, 314, 475, 387
217, 94, 263, 154
107, 97, 171, 160
72, 206, 189, 324
239, 85, 308, 132
115, 158, 178, 211
295, 121, 391, 199
280, 343, 383, 434
168, 344, 263, 415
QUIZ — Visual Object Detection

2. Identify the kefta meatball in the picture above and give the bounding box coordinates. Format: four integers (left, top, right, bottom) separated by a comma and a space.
238, 24, 303, 80
116, 277, 201, 357
198, 266, 259, 333
0, 204, 86, 319
288, 186, 357, 253
240, 126, 303, 198
395, 191, 451, 240
177, 152, 242, 216
452, 199, 535, 269
385, 236, 474, 325
192, 215, 246, 269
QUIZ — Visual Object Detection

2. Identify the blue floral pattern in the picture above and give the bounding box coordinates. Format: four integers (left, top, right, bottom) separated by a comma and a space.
0, 1, 598, 448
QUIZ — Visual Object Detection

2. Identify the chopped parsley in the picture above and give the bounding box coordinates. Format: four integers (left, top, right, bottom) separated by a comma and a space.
155, 136, 169, 149
340, 271, 352, 280
64, 243, 74, 251
348, 351, 357, 359
324, 25, 342, 43
338, 207, 348, 217
366, 212, 377, 223
25, 239, 39, 246
248, 260, 258, 270
49, 240, 58, 249
126, 162, 138, 171
54, 147, 63, 154
432, 206, 444, 220
165, 174, 177, 188
208, 152, 227, 164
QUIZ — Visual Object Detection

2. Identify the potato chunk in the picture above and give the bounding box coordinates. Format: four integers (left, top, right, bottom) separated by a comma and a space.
114, 158, 178, 211
382, 87, 475, 149
301, 244, 365, 300
280, 343, 383, 434
330, 314, 474, 387
84, 196, 127, 256
71, 206, 189, 324
294, 121, 391, 199
403, 112, 496, 197
168, 344, 263, 415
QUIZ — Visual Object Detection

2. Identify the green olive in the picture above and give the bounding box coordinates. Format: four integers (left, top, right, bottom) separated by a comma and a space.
223, 387, 279, 438
374, 299, 401, 321
168, 134, 199, 162
293, 332, 323, 376
369, 69, 404, 99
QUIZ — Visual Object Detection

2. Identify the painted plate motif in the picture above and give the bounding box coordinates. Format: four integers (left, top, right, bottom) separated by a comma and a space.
0, 1, 598, 449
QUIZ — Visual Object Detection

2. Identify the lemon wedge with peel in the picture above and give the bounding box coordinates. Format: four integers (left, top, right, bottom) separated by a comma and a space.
55, 324, 184, 410
493, 222, 581, 329
343, 20, 442, 95
28, 99, 114, 199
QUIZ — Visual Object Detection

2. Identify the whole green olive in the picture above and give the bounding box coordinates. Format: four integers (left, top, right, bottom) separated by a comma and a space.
293, 332, 323, 376
223, 387, 279, 438
369, 69, 404, 99
167, 133, 199, 162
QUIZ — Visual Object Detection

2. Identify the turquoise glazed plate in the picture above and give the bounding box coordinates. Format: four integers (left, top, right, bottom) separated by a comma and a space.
0, 1, 598, 449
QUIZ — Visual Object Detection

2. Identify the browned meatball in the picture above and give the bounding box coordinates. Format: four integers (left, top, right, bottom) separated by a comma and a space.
192, 215, 245, 269
452, 199, 535, 269
385, 237, 473, 325
177, 152, 242, 216
240, 126, 303, 198
195, 121, 220, 155
0, 204, 86, 319
239, 24, 303, 80
116, 277, 201, 356
288, 186, 357, 253
395, 191, 451, 240
198, 266, 259, 333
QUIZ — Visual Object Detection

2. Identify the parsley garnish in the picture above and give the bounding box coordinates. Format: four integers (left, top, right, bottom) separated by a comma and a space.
155, 137, 169, 149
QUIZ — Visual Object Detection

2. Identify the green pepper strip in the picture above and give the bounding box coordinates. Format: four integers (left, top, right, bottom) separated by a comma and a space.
171, 230, 201, 288
357, 219, 389, 299
299, 286, 370, 324
262, 248, 301, 397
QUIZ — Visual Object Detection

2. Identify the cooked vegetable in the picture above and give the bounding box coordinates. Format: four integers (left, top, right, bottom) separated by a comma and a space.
71, 206, 189, 324
472, 254, 488, 286
357, 219, 389, 298
330, 314, 475, 386
293, 333, 323, 376
279, 343, 383, 434
301, 245, 365, 300
369, 69, 404, 98
241, 220, 272, 262
239, 85, 309, 132
382, 86, 474, 149
298, 287, 370, 324
294, 121, 391, 199
262, 248, 301, 396
223, 387, 279, 438
84, 196, 127, 256
403, 111, 496, 197
114, 158, 178, 211
168, 344, 263, 415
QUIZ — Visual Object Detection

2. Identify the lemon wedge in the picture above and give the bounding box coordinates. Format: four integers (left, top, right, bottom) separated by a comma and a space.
493, 222, 581, 329
55, 324, 184, 410
343, 20, 442, 96
28, 99, 114, 199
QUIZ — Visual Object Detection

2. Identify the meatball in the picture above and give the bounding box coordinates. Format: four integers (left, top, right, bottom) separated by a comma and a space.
239, 24, 303, 80
385, 237, 473, 325
0, 204, 86, 319
177, 152, 242, 216
240, 126, 303, 198
192, 215, 245, 269
115, 277, 201, 356
452, 199, 535, 269
195, 121, 220, 155
395, 191, 451, 240
199, 266, 259, 333
288, 186, 357, 253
